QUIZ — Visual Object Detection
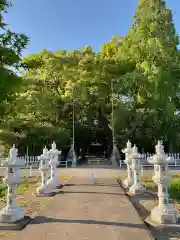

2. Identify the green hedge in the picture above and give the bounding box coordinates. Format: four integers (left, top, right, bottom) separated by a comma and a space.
168, 179, 180, 201
0, 184, 7, 198
0, 180, 32, 198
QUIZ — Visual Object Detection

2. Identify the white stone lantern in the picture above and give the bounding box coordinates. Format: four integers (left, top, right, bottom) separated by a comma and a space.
129, 145, 146, 195
36, 146, 55, 196
0, 145, 24, 223
122, 140, 133, 188
147, 141, 179, 224
47, 142, 62, 189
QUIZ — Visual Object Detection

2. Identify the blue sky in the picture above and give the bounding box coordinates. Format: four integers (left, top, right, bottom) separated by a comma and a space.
4, 0, 180, 57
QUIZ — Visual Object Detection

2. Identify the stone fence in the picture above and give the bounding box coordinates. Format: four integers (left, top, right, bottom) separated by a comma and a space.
1, 152, 180, 169
0, 156, 39, 168
119, 152, 180, 168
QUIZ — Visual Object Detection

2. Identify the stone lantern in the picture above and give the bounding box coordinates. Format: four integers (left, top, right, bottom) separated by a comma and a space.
0, 145, 24, 223
147, 141, 179, 224
36, 146, 55, 196
129, 145, 146, 195
47, 142, 62, 189
122, 140, 133, 188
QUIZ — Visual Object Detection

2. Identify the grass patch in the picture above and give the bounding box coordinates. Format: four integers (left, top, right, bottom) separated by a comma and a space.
143, 182, 156, 190
140, 175, 156, 190
141, 175, 180, 202
171, 173, 180, 179
0, 184, 7, 198
119, 171, 180, 200
0, 176, 40, 198
168, 179, 180, 201
17, 182, 29, 193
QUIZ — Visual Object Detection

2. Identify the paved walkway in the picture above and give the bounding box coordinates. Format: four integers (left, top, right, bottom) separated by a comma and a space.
8, 170, 152, 240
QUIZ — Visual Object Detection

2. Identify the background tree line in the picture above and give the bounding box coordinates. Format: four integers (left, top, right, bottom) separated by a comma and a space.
1, 0, 180, 157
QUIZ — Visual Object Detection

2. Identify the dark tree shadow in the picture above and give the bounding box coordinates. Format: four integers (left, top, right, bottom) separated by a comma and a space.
55, 190, 124, 196
31, 216, 146, 229
64, 183, 120, 187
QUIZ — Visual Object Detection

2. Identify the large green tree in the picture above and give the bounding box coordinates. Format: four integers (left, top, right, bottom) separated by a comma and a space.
0, 0, 29, 155
113, 0, 180, 150
2, 0, 180, 156
0, 0, 29, 120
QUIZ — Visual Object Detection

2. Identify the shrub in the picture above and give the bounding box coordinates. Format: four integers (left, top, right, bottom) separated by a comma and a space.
143, 182, 156, 190
0, 179, 31, 198
168, 179, 180, 201
0, 184, 7, 198
17, 182, 29, 193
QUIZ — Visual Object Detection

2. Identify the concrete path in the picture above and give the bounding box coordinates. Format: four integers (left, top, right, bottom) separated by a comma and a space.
8, 169, 152, 240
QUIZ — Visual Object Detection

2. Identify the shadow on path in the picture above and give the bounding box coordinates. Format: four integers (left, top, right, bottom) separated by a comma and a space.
31, 216, 146, 229
64, 184, 120, 188
56, 190, 124, 196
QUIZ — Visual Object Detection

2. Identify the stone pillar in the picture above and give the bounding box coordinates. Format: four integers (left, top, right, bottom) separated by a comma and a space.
71, 148, 77, 168
122, 140, 133, 188
90, 172, 94, 184
129, 145, 146, 195
29, 164, 33, 177
47, 142, 62, 189
147, 141, 179, 224
36, 146, 55, 196
0, 145, 24, 223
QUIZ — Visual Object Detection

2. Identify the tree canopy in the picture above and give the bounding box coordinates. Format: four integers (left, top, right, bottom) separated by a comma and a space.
1, 0, 180, 156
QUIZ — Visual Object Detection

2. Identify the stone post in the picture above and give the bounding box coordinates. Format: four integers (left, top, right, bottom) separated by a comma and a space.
47, 142, 62, 189
0, 145, 24, 223
71, 148, 77, 168
147, 141, 179, 224
90, 172, 94, 184
29, 164, 33, 177
122, 140, 133, 188
36, 146, 55, 196
129, 145, 146, 195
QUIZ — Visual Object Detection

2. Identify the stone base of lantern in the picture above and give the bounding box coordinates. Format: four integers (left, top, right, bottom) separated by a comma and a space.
56, 184, 63, 189
0, 215, 31, 230
36, 185, 56, 197
46, 178, 62, 189
147, 205, 179, 225
129, 183, 146, 195
35, 192, 56, 197
122, 178, 133, 188
0, 206, 24, 223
